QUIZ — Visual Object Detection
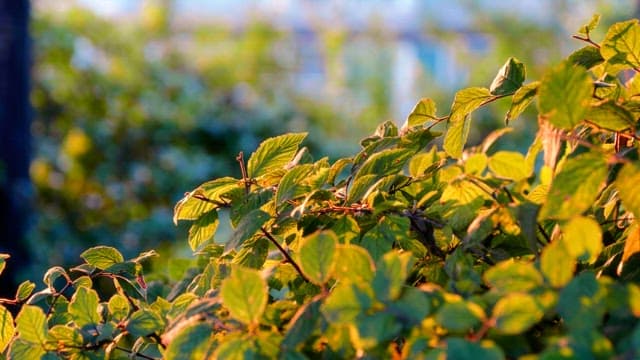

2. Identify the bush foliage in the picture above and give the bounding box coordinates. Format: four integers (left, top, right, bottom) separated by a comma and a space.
2, 14, 640, 359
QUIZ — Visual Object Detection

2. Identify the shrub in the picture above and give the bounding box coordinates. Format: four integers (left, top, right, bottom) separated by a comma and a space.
2, 14, 640, 359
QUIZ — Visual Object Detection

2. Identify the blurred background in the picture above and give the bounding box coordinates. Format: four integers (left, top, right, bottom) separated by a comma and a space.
1, 0, 638, 290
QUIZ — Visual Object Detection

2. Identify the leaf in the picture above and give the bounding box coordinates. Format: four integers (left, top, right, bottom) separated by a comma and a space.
443, 114, 472, 159
0, 305, 15, 353
488, 151, 531, 181
321, 282, 371, 324
616, 162, 640, 219
568, 46, 605, 69
540, 238, 575, 288
585, 100, 635, 131
618, 222, 640, 275
16, 280, 36, 302
173, 177, 240, 224
490, 57, 525, 96
224, 209, 270, 254
69, 287, 101, 328
47, 325, 82, 347
188, 210, 219, 251
108, 294, 130, 322
505, 81, 539, 123
220, 266, 268, 326
406, 98, 436, 127
247, 133, 308, 178
578, 14, 601, 36
9, 338, 46, 360
282, 297, 322, 351
163, 323, 215, 360
352, 312, 402, 350
561, 216, 602, 264
444, 87, 492, 158
601, 19, 640, 69
484, 260, 543, 293
372, 251, 414, 301
435, 301, 484, 333
127, 309, 165, 337
80, 246, 124, 270
557, 272, 606, 331
492, 293, 544, 335
297, 231, 337, 285
538, 61, 592, 129
275, 164, 314, 205
538, 152, 608, 220
15, 305, 47, 344
0, 254, 8, 276
333, 244, 375, 284
445, 338, 505, 360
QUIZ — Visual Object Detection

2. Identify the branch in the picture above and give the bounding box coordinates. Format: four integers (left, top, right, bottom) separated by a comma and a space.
260, 227, 310, 283
236, 152, 250, 196
571, 34, 601, 49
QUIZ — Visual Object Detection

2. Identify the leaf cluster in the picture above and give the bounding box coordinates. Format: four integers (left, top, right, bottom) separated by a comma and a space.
3, 15, 640, 359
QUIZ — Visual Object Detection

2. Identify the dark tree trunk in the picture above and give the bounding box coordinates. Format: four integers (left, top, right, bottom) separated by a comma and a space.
0, 0, 31, 298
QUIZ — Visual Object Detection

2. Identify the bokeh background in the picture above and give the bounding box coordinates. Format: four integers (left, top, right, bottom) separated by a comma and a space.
2, 0, 639, 286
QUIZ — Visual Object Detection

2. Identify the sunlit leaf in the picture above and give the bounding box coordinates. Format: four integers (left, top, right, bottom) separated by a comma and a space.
568, 46, 604, 69
616, 162, 640, 219
540, 238, 575, 288
80, 246, 124, 270
69, 287, 101, 328
601, 19, 640, 69
484, 260, 543, 293
538, 152, 607, 220
505, 81, 539, 123
16, 281, 35, 302
297, 231, 337, 285
164, 323, 214, 360
224, 209, 270, 254
488, 151, 531, 181
127, 309, 165, 337
618, 222, 640, 275
0, 305, 15, 353
188, 210, 219, 251
585, 100, 635, 131
444, 87, 491, 158
220, 266, 268, 326
538, 61, 592, 129
247, 133, 308, 178
578, 14, 601, 36
406, 98, 436, 127
15, 305, 47, 344
493, 293, 544, 335
333, 244, 375, 283
561, 216, 602, 263
490, 57, 525, 95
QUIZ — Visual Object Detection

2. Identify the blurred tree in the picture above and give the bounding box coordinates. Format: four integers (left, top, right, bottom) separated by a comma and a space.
0, 0, 31, 297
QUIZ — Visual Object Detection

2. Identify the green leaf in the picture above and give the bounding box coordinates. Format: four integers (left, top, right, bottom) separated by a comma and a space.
561, 216, 602, 263
247, 132, 308, 178
214, 338, 256, 360
538, 152, 608, 220
163, 323, 214, 360
108, 294, 130, 322
585, 100, 635, 131
282, 297, 322, 351
188, 210, 219, 251
9, 338, 46, 360
406, 98, 436, 127
275, 164, 313, 205
173, 177, 239, 225
484, 260, 543, 293
224, 209, 270, 254
616, 162, 640, 219
352, 148, 414, 183
444, 87, 492, 158
568, 46, 605, 69
80, 246, 124, 270
69, 287, 101, 328
298, 231, 337, 285
0, 305, 15, 353
372, 251, 414, 301
435, 301, 485, 333
492, 293, 544, 335
505, 81, 539, 123
578, 14, 601, 36
488, 151, 531, 181
352, 312, 402, 350
540, 238, 575, 288
444, 338, 505, 360
557, 272, 607, 331
47, 325, 82, 347
127, 309, 165, 337
601, 19, 640, 69
538, 61, 592, 129
443, 114, 472, 159
321, 282, 371, 324
15, 305, 47, 344
386, 287, 432, 326
16, 280, 35, 302
220, 266, 268, 326
333, 244, 375, 284
0, 254, 8, 276
489, 57, 525, 96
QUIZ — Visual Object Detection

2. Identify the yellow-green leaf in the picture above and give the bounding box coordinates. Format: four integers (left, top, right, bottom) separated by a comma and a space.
220, 266, 268, 326
561, 216, 602, 264
540, 239, 575, 288
188, 210, 219, 251
616, 162, 640, 219
69, 287, 101, 327
406, 98, 436, 127
247, 133, 308, 178
601, 19, 640, 69
505, 81, 539, 123
490, 57, 525, 96
488, 151, 531, 181
297, 231, 337, 285
15, 305, 47, 344
0, 305, 15, 353
538, 61, 592, 129
493, 293, 544, 335
80, 246, 124, 270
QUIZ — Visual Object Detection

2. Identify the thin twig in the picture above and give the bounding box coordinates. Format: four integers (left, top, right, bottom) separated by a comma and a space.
236, 152, 250, 196
572, 34, 601, 49
537, 223, 551, 244
260, 227, 310, 283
